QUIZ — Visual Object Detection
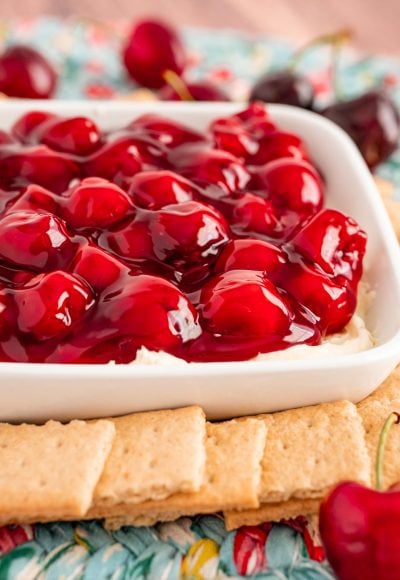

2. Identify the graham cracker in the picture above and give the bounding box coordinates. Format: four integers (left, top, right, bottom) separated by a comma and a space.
224, 498, 321, 530
258, 400, 371, 503
0, 419, 115, 525
104, 418, 267, 529
87, 406, 206, 518
358, 371, 400, 488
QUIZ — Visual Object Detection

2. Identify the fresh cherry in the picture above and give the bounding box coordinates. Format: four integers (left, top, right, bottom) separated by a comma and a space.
322, 90, 400, 169
62, 178, 133, 229
0, 210, 78, 271
320, 413, 400, 580
14, 271, 93, 340
250, 70, 315, 109
199, 270, 293, 337
0, 45, 57, 99
128, 171, 196, 210
122, 19, 186, 89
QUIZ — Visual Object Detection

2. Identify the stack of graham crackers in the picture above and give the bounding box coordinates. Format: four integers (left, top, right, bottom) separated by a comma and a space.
1, 367, 400, 530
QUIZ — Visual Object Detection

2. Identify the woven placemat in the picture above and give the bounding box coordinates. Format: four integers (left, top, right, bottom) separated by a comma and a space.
0, 17, 399, 579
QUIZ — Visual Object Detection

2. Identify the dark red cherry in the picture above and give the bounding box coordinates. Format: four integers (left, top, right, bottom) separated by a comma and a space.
8, 184, 59, 215
290, 208, 367, 284
122, 19, 186, 89
0, 290, 16, 338
72, 245, 130, 293
84, 138, 143, 188
231, 193, 279, 236
38, 116, 102, 156
214, 239, 286, 273
172, 148, 251, 194
63, 178, 133, 229
278, 261, 356, 334
14, 271, 93, 340
148, 201, 230, 266
250, 70, 315, 109
0, 130, 15, 145
0, 145, 80, 194
255, 158, 324, 216
211, 116, 259, 159
234, 102, 277, 138
11, 111, 57, 144
322, 90, 400, 169
128, 114, 205, 148
0, 211, 78, 271
128, 171, 196, 209
100, 275, 200, 349
0, 45, 57, 99
160, 80, 230, 101
247, 130, 308, 165
200, 270, 293, 338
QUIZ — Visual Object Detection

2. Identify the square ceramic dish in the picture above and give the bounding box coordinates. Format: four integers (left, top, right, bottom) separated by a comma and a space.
1, 100, 400, 422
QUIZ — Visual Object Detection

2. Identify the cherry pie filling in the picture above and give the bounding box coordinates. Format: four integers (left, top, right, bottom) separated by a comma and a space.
0, 103, 367, 363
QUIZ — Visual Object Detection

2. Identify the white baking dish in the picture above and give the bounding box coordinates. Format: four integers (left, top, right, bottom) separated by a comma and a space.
0, 100, 399, 422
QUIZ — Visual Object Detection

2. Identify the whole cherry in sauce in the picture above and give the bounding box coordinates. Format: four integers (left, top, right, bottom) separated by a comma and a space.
0, 45, 57, 99
128, 171, 196, 210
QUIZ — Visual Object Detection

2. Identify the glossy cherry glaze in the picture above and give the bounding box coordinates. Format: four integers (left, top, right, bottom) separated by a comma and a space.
0, 103, 367, 363
122, 19, 186, 89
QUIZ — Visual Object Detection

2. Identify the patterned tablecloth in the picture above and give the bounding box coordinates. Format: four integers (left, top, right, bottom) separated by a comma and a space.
0, 17, 399, 579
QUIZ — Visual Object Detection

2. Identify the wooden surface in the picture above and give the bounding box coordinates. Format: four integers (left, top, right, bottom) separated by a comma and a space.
1, 0, 399, 56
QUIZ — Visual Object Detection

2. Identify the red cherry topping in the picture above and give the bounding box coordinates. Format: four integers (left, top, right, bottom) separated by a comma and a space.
128, 114, 205, 148
84, 137, 143, 188
172, 147, 251, 194
215, 239, 286, 273
200, 270, 293, 338
38, 116, 102, 156
99, 275, 201, 350
231, 193, 279, 236
11, 111, 57, 144
0, 145, 80, 194
14, 271, 93, 340
0, 103, 367, 363
0, 45, 57, 99
0, 211, 78, 271
255, 158, 324, 217
128, 170, 196, 209
62, 178, 133, 229
122, 19, 186, 89
290, 208, 367, 284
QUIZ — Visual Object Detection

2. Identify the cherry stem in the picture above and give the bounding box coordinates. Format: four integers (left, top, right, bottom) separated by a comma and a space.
376, 412, 400, 490
162, 70, 193, 101
290, 28, 353, 69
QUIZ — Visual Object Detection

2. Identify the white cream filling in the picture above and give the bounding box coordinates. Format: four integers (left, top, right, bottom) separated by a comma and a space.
130, 282, 374, 365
